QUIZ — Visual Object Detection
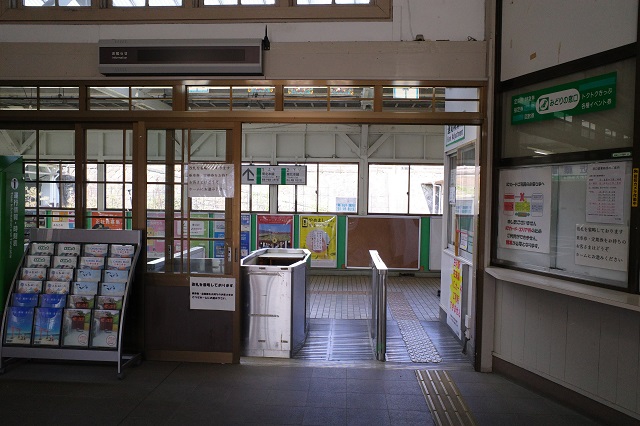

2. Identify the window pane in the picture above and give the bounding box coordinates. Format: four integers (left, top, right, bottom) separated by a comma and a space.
147, 184, 165, 210
368, 164, 409, 214
187, 86, 231, 111
231, 86, 275, 111
40, 87, 80, 110
409, 165, 445, 214
251, 185, 269, 211
284, 86, 328, 110
112, 0, 145, 6
329, 86, 374, 111
0, 86, 37, 110
278, 185, 295, 212
318, 163, 358, 212
502, 59, 633, 158
297, 164, 317, 212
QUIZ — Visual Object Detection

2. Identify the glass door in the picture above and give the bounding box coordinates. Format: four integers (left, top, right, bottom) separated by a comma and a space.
140, 123, 242, 363
145, 127, 234, 275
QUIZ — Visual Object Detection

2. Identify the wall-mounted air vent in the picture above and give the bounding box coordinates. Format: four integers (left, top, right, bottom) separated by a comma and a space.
98, 39, 263, 76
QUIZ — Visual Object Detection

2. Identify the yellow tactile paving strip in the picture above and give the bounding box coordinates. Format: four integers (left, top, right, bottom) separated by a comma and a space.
416, 370, 477, 426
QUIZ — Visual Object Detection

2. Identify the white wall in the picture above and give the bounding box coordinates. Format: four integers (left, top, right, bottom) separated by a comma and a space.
501, 0, 637, 81
494, 280, 640, 420
0, 0, 485, 43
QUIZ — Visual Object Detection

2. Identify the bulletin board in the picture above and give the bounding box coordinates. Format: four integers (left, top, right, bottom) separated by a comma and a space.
346, 216, 420, 269
495, 161, 630, 287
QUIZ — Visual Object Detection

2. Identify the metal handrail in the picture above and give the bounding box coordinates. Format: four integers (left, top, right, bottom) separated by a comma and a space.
369, 250, 387, 361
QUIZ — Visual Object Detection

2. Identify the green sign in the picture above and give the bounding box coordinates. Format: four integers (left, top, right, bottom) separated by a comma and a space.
0, 156, 24, 317
241, 165, 307, 185
511, 72, 616, 125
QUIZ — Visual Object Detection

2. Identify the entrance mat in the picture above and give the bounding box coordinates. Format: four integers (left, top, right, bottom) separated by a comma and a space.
416, 370, 477, 426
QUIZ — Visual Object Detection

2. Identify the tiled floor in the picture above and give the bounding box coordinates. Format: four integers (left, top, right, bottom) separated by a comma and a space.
0, 274, 609, 425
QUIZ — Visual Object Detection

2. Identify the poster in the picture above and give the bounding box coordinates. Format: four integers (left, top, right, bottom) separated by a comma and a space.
299, 215, 337, 268
91, 211, 123, 230
240, 213, 251, 257
51, 210, 75, 229
586, 162, 625, 224
575, 224, 628, 271
256, 215, 293, 249
447, 258, 462, 340
190, 277, 236, 311
498, 167, 552, 253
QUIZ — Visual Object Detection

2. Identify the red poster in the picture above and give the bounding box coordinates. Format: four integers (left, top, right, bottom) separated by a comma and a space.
256, 215, 293, 249
91, 211, 124, 230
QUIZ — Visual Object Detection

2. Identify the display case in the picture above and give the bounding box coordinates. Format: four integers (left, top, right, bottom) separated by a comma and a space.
0, 228, 142, 378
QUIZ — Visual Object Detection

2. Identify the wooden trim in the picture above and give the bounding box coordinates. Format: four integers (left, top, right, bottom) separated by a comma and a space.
145, 349, 234, 363
493, 356, 640, 426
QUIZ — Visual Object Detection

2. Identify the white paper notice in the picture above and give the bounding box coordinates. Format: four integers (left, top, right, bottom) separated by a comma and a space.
575, 224, 628, 271
190, 277, 236, 311
186, 163, 234, 198
498, 167, 552, 253
586, 162, 625, 224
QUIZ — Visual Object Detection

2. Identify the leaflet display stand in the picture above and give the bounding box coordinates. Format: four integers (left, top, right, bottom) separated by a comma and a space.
0, 228, 142, 379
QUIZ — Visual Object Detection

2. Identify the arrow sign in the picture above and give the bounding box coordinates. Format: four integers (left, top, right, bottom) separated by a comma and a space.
242, 168, 256, 183
241, 165, 307, 185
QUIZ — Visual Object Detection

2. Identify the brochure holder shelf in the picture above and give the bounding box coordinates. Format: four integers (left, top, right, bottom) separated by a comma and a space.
0, 228, 142, 379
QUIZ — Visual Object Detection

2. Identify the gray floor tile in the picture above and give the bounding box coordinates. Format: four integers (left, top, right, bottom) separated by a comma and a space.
303, 407, 347, 425
385, 393, 430, 412
309, 376, 347, 392
347, 408, 391, 426
347, 378, 386, 393
389, 409, 436, 426
307, 390, 347, 408
346, 391, 387, 409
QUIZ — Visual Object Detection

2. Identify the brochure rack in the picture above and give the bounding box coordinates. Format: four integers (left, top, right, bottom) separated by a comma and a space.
0, 228, 142, 379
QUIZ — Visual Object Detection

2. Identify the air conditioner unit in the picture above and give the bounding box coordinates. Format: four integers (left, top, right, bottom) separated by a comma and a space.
98, 39, 263, 76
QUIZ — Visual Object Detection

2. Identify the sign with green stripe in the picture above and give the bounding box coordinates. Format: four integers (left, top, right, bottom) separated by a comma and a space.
511, 72, 616, 125
241, 165, 307, 185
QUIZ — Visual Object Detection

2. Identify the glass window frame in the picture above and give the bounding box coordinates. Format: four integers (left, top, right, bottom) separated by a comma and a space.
492, 45, 639, 292
2, 0, 391, 22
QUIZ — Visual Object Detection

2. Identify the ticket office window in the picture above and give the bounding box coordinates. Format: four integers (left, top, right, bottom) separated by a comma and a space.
446, 145, 476, 261
494, 55, 634, 289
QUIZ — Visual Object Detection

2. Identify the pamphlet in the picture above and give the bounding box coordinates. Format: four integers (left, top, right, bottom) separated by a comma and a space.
90, 309, 120, 349
61, 308, 91, 347
4, 307, 35, 345
32, 307, 63, 346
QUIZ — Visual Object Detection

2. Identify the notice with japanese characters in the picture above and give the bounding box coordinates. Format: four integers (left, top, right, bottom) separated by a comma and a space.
498, 167, 552, 253
186, 163, 234, 198
575, 224, 628, 271
586, 162, 625, 224
190, 277, 236, 311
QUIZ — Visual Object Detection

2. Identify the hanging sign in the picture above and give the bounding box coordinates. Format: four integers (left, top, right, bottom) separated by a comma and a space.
511, 72, 616, 125
187, 163, 234, 197
241, 165, 306, 185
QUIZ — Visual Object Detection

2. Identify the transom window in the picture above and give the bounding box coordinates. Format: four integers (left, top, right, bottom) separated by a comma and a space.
7, 0, 385, 21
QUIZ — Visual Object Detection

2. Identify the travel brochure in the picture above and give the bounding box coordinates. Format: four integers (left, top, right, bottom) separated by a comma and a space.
2, 240, 136, 351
